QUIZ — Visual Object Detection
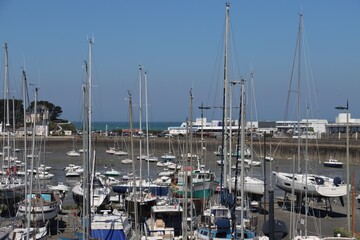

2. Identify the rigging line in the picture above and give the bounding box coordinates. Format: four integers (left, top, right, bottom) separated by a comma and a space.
206, 16, 226, 119
90, 50, 105, 122
284, 16, 302, 122
229, 21, 244, 83
302, 23, 320, 119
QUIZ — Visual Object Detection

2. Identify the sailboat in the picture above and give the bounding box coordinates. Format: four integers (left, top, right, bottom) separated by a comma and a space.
67, 137, 81, 157
71, 41, 111, 215
160, 135, 176, 161
0, 44, 25, 212
171, 91, 217, 206
272, 13, 347, 203
268, 14, 348, 240
198, 4, 260, 239
15, 87, 56, 239
123, 67, 157, 224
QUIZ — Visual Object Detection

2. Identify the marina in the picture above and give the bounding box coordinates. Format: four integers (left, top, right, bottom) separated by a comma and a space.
0, 1, 358, 239
0, 136, 358, 239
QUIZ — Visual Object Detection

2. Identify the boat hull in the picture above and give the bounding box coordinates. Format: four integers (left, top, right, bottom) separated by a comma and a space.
273, 171, 347, 198
172, 180, 217, 199
91, 211, 132, 240
323, 162, 343, 168
125, 196, 156, 223
17, 204, 59, 223
112, 184, 169, 197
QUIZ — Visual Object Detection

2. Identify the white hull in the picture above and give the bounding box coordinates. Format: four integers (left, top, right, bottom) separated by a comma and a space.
66, 150, 80, 157
230, 176, 264, 195
10, 226, 47, 240
17, 204, 59, 222
114, 150, 128, 156
121, 159, 133, 164
273, 171, 347, 197
160, 154, 176, 160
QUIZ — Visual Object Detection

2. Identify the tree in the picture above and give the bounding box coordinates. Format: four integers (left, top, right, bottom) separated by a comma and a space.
28, 100, 63, 121
0, 99, 24, 128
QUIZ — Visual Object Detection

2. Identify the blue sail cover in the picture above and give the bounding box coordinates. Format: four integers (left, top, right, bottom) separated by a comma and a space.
91, 229, 126, 240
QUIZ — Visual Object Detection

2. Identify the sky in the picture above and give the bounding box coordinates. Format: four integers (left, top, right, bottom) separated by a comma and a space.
0, 1, 359, 123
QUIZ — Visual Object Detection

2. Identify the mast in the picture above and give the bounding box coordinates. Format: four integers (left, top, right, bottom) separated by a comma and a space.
22, 68, 30, 238
144, 71, 150, 180
28, 87, 38, 237
297, 13, 303, 174
4, 44, 10, 129
220, 1, 230, 204
3, 43, 10, 170
240, 79, 245, 240
189, 89, 194, 237
182, 118, 189, 239
82, 37, 94, 239
199, 102, 210, 213
305, 105, 309, 237
138, 65, 143, 194
229, 80, 239, 188
129, 91, 139, 240
11, 97, 14, 157
82, 61, 88, 235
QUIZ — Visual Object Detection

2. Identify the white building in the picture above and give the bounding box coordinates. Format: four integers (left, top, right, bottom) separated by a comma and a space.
275, 119, 328, 138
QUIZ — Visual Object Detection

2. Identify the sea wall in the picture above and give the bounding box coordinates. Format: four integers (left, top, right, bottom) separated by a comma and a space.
20, 135, 360, 164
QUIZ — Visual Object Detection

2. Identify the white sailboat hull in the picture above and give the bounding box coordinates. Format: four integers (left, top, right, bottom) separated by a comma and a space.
230, 176, 264, 196
273, 171, 348, 197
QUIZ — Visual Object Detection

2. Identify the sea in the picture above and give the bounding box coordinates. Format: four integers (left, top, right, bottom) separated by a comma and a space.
71, 121, 182, 131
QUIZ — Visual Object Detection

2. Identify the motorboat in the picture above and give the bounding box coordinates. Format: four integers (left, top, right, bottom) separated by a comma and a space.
72, 176, 111, 210
323, 157, 343, 168
114, 150, 128, 156
104, 168, 121, 177
144, 202, 183, 239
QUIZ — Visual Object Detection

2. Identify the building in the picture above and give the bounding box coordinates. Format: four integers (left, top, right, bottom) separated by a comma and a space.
326, 113, 360, 138
275, 119, 328, 138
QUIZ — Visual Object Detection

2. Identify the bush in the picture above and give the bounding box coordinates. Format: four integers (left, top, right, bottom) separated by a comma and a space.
333, 227, 350, 237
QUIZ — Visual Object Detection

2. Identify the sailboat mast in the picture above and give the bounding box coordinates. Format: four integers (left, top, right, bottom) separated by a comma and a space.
240, 79, 245, 240
189, 89, 194, 236
28, 87, 38, 236
138, 65, 143, 193
297, 13, 303, 174
21, 69, 30, 237
88, 38, 93, 171
12, 97, 16, 159
129, 91, 139, 240
4, 43, 10, 128
83, 37, 94, 239
145, 71, 150, 179
3, 44, 10, 170
220, 2, 230, 202
305, 105, 309, 237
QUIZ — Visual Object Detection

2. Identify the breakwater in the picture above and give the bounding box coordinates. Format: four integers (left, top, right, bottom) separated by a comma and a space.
20, 135, 360, 164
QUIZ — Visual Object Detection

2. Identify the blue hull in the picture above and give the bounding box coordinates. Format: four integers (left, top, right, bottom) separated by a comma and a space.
112, 185, 169, 196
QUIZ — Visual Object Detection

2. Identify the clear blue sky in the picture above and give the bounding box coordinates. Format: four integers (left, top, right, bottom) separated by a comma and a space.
0, 1, 359, 123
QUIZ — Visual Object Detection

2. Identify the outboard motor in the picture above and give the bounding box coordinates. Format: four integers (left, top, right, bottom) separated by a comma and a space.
315, 177, 324, 185
333, 176, 342, 186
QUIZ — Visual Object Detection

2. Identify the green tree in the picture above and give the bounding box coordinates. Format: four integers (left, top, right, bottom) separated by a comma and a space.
28, 100, 63, 121
0, 99, 24, 128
